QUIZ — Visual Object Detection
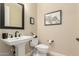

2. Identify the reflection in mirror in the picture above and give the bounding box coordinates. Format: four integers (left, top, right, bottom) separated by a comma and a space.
4, 3, 22, 27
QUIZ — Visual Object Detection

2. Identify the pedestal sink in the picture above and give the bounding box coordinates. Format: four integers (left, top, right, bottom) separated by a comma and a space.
1, 36, 33, 56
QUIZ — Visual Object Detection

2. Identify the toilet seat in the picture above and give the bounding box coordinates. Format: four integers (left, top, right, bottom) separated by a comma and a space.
35, 44, 48, 49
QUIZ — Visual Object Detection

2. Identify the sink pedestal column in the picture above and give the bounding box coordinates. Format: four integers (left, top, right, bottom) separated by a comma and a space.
15, 43, 26, 56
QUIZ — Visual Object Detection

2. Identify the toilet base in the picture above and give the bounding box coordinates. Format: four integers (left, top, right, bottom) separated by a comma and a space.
33, 51, 47, 56
33, 53, 47, 56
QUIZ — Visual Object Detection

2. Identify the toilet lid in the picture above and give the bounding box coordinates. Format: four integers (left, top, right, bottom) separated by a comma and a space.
35, 44, 49, 49
30, 38, 39, 47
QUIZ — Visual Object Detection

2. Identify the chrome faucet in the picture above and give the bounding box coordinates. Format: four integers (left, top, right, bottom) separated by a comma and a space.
15, 31, 19, 37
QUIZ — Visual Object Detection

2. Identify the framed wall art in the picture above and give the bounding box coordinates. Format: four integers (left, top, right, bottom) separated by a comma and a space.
30, 17, 35, 24
44, 10, 62, 26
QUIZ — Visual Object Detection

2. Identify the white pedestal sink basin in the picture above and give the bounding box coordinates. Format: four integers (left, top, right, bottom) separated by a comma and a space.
1, 36, 33, 56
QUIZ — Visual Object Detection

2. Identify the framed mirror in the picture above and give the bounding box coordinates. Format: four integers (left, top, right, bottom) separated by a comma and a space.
0, 3, 24, 29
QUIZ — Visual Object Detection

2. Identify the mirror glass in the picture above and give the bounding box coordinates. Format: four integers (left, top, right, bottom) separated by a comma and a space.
4, 3, 22, 27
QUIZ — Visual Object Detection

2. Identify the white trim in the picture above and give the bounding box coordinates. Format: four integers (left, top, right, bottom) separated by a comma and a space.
49, 51, 65, 56
0, 52, 9, 56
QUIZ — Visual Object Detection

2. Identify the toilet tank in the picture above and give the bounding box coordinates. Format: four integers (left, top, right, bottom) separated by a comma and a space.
30, 38, 39, 47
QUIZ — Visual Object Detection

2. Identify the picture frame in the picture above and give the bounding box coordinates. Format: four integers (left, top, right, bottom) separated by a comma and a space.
30, 17, 35, 24
44, 10, 62, 26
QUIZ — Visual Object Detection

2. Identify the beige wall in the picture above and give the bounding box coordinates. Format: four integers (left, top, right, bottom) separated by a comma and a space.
74, 4, 79, 55
0, 3, 37, 54
29, 3, 37, 34
37, 3, 79, 56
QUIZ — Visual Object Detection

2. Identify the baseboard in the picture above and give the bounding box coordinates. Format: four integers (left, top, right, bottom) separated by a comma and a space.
48, 51, 65, 56
0, 52, 9, 56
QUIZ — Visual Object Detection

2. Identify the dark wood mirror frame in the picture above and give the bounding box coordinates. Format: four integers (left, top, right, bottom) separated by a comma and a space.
0, 3, 24, 29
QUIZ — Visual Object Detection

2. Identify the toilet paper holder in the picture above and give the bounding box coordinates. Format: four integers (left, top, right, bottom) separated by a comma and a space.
76, 38, 79, 41
47, 40, 54, 45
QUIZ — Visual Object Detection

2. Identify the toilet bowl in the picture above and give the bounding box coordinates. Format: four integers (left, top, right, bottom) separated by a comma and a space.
30, 38, 49, 56
35, 44, 49, 56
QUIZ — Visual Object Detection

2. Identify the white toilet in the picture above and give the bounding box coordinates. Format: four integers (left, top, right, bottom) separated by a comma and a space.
30, 38, 49, 56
